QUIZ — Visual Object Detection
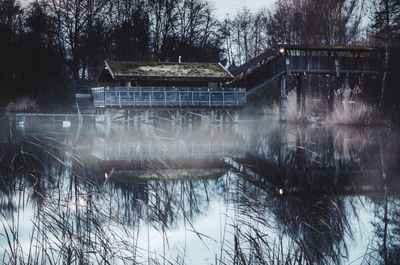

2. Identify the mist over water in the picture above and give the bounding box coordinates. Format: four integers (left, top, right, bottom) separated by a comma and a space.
0, 114, 399, 265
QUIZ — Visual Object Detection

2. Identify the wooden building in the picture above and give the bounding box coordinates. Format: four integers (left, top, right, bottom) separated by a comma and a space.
83, 60, 246, 109
98, 60, 233, 88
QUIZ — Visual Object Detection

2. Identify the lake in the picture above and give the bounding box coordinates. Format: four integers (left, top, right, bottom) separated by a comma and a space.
0, 114, 399, 265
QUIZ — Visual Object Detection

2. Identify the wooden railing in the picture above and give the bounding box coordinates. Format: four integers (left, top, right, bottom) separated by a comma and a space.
286, 55, 383, 75
91, 87, 246, 108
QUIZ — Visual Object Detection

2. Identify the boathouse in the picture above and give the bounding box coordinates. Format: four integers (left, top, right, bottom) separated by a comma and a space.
78, 60, 246, 109
98, 60, 233, 88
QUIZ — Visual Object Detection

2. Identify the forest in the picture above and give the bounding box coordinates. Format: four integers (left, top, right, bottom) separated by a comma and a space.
0, 0, 399, 109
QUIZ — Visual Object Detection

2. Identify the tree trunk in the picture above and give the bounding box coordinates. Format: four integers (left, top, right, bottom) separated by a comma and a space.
381, 0, 390, 108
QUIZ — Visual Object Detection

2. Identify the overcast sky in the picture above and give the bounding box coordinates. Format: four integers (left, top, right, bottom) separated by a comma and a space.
21, 0, 276, 19
209, 0, 275, 18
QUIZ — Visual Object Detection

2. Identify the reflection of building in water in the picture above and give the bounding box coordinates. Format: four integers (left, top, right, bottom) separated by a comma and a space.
92, 133, 246, 162
228, 123, 400, 196
88, 128, 247, 181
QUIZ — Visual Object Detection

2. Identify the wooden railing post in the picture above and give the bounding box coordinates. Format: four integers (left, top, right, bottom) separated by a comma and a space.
280, 75, 287, 122
103, 87, 106, 107
118, 91, 121, 107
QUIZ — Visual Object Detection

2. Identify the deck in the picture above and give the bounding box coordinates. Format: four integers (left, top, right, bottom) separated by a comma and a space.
91, 87, 246, 108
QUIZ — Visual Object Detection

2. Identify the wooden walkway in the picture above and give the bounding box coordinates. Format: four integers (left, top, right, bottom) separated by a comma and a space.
229, 44, 400, 120
231, 45, 397, 95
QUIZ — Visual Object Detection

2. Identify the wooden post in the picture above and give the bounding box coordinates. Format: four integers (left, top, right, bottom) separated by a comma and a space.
235, 89, 238, 105
296, 75, 304, 114
176, 110, 181, 126
150, 92, 152, 107
144, 110, 149, 123
234, 110, 239, 123
126, 109, 129, 127
328, 77, 335, 112
133, 111, 138, 127
280, 75, 287, 122
279, 122, 287, 167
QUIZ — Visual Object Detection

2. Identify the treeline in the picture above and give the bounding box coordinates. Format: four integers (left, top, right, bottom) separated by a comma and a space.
0, 0, 222, 108
224, 0, 400, 66
0, 0, 399, 108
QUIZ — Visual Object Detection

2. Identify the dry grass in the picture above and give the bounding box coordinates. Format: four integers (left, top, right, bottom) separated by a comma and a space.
328, 99, 387, 126
6, 96, 38, 113
267, 91, 387, 126
267, 91, 326, 123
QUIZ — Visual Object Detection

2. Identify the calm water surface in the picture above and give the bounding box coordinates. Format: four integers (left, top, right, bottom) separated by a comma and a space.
0, 115, 399, 265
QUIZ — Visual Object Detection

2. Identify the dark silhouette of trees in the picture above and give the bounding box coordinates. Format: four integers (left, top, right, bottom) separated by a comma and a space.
0, 0, 223, 109
371, 0, 400, 46
0, 0, 23, 104
23, 2, 67, 101
370, 0, 400, 105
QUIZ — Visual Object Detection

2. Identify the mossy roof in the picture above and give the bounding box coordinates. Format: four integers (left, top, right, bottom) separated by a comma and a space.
105, 61, 233, 81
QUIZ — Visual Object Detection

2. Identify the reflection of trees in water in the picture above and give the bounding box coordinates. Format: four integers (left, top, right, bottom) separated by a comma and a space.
0, 135, 118, 264
222, 122, 400, 265
105, 177, 224, 230
359, 127, 400, 264
367, 196, 400, 264
247, 123, 400, 194
0, 133, 227, 264
252, 123, 388, 169
224, 173, 353, 265
2, 119, 400, 264
272, 194, 351, 264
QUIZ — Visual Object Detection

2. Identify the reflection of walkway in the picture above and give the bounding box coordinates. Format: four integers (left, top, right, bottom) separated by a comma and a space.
226, 154, 394, 196
226, 123, 400, 196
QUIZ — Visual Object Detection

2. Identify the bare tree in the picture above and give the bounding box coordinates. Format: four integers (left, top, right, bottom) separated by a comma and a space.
371, 0, 400, 105
49, 0, 108, 79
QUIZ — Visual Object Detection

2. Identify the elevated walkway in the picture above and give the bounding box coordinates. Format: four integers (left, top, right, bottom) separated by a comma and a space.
231, 45, 391, 96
